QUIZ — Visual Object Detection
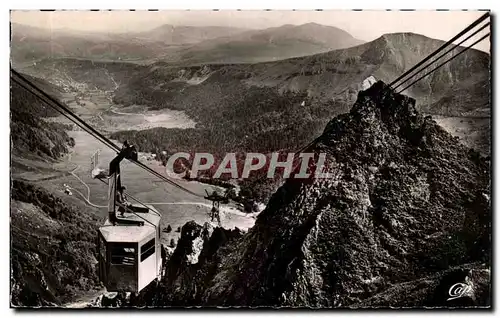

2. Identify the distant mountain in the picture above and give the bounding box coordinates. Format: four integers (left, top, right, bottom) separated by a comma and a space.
11, 22, 362, 65
252, 32, 490, 116
111, 32, 489, 129
133, 24, 249, 44
11, 23, 244, 65
21, 31, 490, 124
168, 23, 365, 64
115, 32, 488, 114
18, 32, 490, 178
10, 23, 169, 65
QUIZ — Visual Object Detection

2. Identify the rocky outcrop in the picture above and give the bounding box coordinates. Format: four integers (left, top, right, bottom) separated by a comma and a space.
142, 81, 490, 308
362, 76, 378, 90
130, 221, 244, 307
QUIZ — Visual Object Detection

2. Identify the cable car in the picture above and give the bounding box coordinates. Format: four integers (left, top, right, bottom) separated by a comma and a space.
96, 143, 163, 293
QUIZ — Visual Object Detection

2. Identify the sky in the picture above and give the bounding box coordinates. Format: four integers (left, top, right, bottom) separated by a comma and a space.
10, 10, 490, 52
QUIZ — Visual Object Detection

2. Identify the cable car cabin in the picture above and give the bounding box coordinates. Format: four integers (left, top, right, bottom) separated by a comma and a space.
96, 142, 162, 293
97, 205, 162, 293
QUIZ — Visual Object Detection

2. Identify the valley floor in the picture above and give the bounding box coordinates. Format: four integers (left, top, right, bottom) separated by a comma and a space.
14, 90, 258, 248
10, 90, 259, 306
10, 81, 490, 307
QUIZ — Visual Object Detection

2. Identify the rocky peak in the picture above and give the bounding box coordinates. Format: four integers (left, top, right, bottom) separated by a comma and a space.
134, 81, 490, 308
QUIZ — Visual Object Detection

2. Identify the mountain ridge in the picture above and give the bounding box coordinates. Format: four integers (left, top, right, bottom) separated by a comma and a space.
106, 32, 490, 172
170, 23, 364, 64
133, 24, 250, 43
11, 21, 365, 65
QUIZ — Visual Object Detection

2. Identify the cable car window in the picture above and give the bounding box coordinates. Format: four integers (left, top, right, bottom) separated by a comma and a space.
141, 238, 155, 262
110, 244, 136, 266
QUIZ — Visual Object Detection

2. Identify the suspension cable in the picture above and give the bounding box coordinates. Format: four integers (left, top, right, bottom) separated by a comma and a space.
392, 21, 490, 91
11, 12, 491, 195
396, 32, 490, 93
281, 15, 491, 184
11, 72, 118, 150
11, 69, 206, 199
388, 12, 490, 89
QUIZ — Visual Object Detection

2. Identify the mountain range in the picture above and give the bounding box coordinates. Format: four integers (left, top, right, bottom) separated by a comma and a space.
16, 31, 491, 203
10, 20, 491, 307
163, 22, 364, 64
11, 22, 363, 65
132, 24, 250, 43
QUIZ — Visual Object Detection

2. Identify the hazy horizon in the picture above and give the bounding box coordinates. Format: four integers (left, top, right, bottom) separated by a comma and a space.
10, 10, 490, 53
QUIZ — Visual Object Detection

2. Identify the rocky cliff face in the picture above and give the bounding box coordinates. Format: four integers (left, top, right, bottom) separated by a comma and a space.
132, 81, 490, 308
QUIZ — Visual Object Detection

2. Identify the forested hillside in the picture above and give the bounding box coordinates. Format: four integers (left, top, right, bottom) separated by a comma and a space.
10, 75, 101, 307
10, 75, 75, 160
111, 33, 490, 201
111, 87, 341, 201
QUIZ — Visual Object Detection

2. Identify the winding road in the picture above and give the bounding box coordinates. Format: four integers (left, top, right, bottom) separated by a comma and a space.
110, 107, 145, 118
68, 165, 108, 208
57, 96, 259, 225
67, 162, 258, 220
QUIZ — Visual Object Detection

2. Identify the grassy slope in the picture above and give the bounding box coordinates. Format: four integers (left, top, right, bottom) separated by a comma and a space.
10, 74, 101, 307
11, 180, 100, 307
